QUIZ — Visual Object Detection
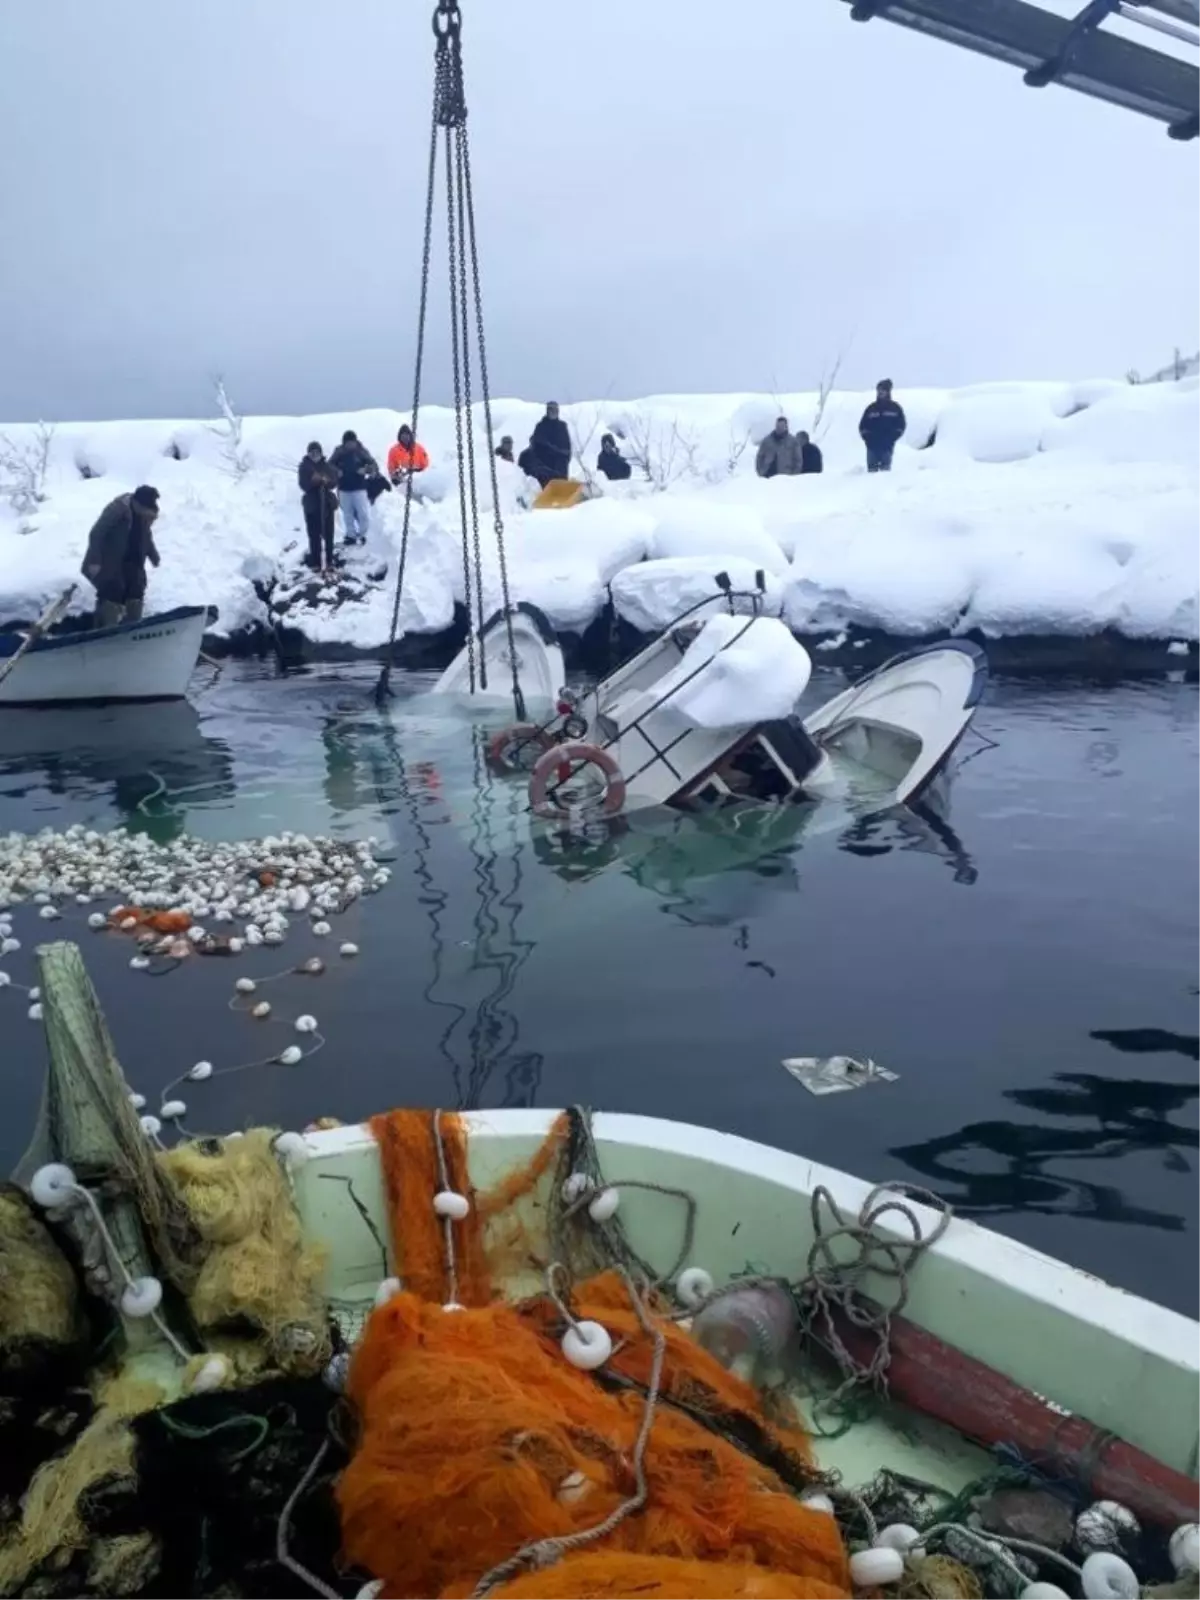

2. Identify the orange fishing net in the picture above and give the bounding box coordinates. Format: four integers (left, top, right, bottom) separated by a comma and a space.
341, 1110, 850, 1600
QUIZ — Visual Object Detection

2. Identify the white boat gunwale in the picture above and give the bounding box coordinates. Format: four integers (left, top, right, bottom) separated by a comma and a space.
290, 1108, 1200, 1480
0, 604, 215, 708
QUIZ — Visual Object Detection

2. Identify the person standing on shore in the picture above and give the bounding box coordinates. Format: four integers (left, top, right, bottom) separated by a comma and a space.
330, 430, 378, 545
80, 485, 161, 627
528, 402, 571, 485
858, 379, 907, 473
298, 442, 339, 572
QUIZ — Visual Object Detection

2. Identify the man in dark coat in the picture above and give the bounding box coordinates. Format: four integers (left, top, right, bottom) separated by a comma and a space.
528, 401, 571, 485
596, 432, 631, 481
298, 442, 339, 571
80, 485, 161, 628
796, 430, 823, 474
329, 429, 379, 544
859, 379, 907, 473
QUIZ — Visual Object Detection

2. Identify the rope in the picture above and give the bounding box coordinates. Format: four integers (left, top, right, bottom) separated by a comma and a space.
431, 1106, 460, 1307
275, 1437, 339, 1599
472, 1264, 665, 1597
374, 0, 526, 719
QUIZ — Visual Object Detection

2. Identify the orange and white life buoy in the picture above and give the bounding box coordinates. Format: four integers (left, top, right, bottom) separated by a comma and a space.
487, 723, 553, 775
528, 742, 627, 821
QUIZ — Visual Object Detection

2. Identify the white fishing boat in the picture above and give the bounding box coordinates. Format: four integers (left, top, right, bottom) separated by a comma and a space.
6, 944, 1199, 1599
484, 578, 988, 821
0, 605, 214, 708
432, 601, 566, 709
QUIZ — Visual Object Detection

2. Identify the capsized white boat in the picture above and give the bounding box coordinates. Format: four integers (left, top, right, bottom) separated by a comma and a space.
0, 605, 214, 707
802, 640, 988, 807
432, 601, 566, 710
487, 579, 988, 820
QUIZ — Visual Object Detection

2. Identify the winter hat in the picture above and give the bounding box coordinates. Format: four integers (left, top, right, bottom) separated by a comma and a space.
342, 430, 358, 444
132, 485, 160, 510
876, 378, 893, 391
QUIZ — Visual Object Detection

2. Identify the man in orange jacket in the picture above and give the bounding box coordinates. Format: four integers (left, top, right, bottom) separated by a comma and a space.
386, 424, 429, 483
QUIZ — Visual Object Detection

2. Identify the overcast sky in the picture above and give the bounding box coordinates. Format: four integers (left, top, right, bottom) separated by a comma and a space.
1, 0, 1196, 422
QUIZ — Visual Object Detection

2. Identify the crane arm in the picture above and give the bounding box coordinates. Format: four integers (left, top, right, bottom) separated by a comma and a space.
841, 0, 1198, 137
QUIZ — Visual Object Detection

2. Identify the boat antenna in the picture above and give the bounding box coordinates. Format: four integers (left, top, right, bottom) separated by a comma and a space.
375, 0, 526, 720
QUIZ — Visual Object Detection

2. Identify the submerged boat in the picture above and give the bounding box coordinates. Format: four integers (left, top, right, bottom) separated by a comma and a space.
433, 601, 567, 710
0, 605, 214, 707
7, 941, 1199, 1600
483, 578, 988, 821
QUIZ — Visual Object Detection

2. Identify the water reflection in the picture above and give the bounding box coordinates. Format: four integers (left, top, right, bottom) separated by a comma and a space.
363, 712, 545, 1110
892, 1069, 1198, 1229
0, 702, 235, 842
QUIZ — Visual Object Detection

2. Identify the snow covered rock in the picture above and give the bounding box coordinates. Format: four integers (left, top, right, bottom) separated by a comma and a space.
612, 556, 785, 635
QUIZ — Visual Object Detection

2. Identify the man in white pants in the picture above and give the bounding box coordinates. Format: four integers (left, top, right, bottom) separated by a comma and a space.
330, 430, 378, 546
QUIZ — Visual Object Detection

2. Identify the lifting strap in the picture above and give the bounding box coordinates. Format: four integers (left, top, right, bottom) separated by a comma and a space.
375, 1, 526, 718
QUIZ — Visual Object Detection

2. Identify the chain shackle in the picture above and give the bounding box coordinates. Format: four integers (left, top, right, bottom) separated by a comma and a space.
432, 0, 462, 40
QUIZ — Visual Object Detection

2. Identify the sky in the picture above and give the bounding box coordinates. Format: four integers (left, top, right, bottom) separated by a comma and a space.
0, 0, 1197, 422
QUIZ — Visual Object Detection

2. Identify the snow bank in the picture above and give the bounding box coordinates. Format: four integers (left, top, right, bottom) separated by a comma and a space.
657, 615, 813, 729
1, 375, 1195, 646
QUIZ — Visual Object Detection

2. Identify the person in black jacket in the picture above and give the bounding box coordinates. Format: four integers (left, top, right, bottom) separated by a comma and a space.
596, 432, 631, 481
795, 431, 823, 475
329, 429, 379, 544
298, 443, 339, 571
528, 402, 571, 485
859, 379, 906, 472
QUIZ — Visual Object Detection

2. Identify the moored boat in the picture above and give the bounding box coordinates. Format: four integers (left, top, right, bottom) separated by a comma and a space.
0, 605, 214, 707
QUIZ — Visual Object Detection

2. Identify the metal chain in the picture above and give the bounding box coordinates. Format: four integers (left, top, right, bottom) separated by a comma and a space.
377, 0, 527, 720
460, 121, 526, 719
374, 25, 447, 704
454, 124, 487, 689
444, 123, 476, 696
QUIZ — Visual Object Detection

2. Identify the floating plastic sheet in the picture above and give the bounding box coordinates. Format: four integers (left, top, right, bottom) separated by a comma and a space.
781, 1054, 898, 1097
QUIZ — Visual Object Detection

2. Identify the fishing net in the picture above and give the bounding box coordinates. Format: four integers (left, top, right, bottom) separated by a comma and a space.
339, 1109, 851, 1600
0, 1375, 354, 1598
158, 1132, 331, 1375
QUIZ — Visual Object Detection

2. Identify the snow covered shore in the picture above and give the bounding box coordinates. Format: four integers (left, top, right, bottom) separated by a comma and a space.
1, 378, 1196, 651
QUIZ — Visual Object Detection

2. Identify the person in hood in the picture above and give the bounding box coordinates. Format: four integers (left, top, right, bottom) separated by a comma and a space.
528, 401, 571, 485
859, 379, 906, 472
796, 430, 823, 474
495, 436, 515, 463
298, 442, 339, 572
80, 485, 161, 628
755, 416, 798, 478
596, 432, 631, 481
386, 424, 429, 483
330, 430, 379, 544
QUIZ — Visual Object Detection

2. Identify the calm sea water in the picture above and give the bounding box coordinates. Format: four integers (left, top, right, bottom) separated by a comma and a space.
1, 663, 1196, 1315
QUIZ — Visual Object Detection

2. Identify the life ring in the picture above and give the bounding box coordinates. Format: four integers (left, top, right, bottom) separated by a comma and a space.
486, 723, 553, 775
529, 742, 627, 822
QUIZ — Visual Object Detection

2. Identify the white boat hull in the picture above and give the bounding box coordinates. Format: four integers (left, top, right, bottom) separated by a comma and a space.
433, 602, 565, 708
0, 606, 211, 706
803, 640, 987, 807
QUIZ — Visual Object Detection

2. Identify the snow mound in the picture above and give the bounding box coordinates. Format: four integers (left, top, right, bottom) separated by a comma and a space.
612, 557, 785, 635
656, 614, 812, 729
0, 376, 1194, 646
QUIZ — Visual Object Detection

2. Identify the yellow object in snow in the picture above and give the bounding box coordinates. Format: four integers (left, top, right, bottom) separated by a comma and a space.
533, 479, 586, 510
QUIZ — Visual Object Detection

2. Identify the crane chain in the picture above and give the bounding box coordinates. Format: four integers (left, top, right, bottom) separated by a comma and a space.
375, 0, 526, 720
